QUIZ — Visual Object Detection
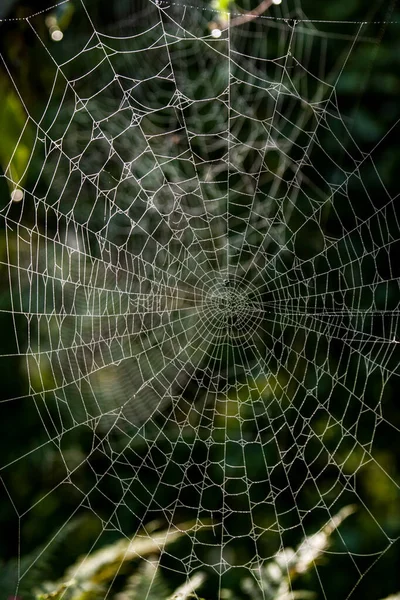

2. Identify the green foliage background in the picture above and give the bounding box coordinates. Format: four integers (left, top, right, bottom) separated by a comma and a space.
0, 0, 399, 599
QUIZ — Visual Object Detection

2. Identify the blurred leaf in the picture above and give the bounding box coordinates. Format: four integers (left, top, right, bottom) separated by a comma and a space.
0, 80, 33, 193
167, 571, 206, 599
0, 518, 88, 599
34, 524, 190, 599
64, 524, 184, 584
293, 505, 357, 575
114, 558, 169, 600
241, 505, 356, 600
211, 0, 233, 11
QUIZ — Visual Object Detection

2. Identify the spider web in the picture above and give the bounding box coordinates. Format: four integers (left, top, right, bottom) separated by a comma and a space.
0, 0, 399, 598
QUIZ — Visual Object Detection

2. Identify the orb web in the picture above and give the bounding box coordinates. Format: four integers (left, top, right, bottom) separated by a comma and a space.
0, 0, 399, 598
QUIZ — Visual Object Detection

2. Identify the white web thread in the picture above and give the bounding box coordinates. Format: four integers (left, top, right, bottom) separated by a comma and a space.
0, 0, 399, 598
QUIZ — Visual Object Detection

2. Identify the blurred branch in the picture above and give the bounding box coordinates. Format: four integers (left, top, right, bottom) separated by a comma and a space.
211, 0, 275, 28
231, 0, 274, 27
